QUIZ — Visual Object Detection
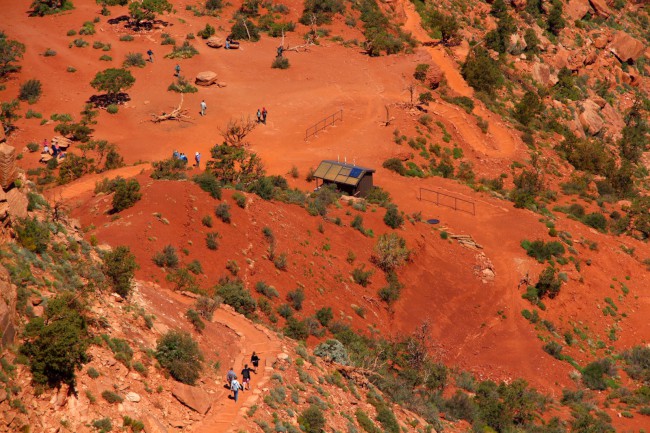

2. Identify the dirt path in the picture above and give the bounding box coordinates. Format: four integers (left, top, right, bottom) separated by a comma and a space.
191, 307, 283, 433
51, 164, 150, 201
399, 0, 519, 159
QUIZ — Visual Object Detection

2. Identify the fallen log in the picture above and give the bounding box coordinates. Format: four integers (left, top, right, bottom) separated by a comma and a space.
151, 95, 191, 123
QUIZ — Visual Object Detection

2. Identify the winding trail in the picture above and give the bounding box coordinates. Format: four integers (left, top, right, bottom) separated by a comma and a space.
399, 0, 519, 159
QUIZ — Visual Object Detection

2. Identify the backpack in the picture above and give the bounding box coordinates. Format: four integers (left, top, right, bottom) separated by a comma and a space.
231, 380, 240, 391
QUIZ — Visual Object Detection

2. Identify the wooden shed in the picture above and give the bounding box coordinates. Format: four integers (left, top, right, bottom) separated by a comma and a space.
312, 160, 375, 197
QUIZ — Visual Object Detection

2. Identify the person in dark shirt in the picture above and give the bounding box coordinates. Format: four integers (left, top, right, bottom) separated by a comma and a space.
251, 352, 260, 373
241, 364, 252, 390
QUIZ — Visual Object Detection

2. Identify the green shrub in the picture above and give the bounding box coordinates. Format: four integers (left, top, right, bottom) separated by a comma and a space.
215, 202, 231, 223
18, 79, 42, 103
30, 0, 74, 16
168, 75, 198, 93
583, 212, 607, 232
300, 0, 344, 25
315, 307, 333, 326
187, 259, 203, 275
79, 21, 96, 35
92, 418, 112, 433
582, 359, 614, 390
286, 287, 305, 310
284, 317, 309, 340
382, 158, 407, 175
535, 266, 562, 299
123, 52, 146, 68
201, 215, 213, 227
543, 341, 563, 359
106, 104, 119, 114
356, 409, 381, 433
298, 405, 326, 433
383, 204, 403, 229
520, 239, 565, 263
112, 178, 141, 211
155, 330, 203, 385
274, 252, 288, 270
193, 172, 222, 198
195, 295, 220, 320
351, 265, 373, 287
272, 56, 290, 69
277, 303, 293, 319
15, 217, 50, 253
314, 339, 349, 365
372, 233, 410, 272
230, 19, 260, 41
461, 47, 503, 95
103, 246, 139, 298
255, 281, 279, 298
215, 278, 256, 316
165, 41, 199, 59
153, 245, 179, 268
233, 192, 247, 208
205, 0, 222, 10
205, 232, 220, 250
87, 366, 100, 378
102, 390, 123, 404
151, 157, 187, 180
186, 309, 205, 333
197, 23, 215, 39
120, 35, 134, 42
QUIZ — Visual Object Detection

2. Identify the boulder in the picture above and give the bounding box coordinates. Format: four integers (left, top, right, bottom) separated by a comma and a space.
510, 0, 526, 9
0, 124, 5, 143
594, 34, 609, 49
601, 103, 625, 138
584, 48, 598, 65
172, 382, 211, 415
566, 0, 590, 21
125, 392, 141, 402
0, 144, 16, 190
6, 188, 28, 219
532, 62, 558, 86
609, 31, 646, 63
195, 71, 219, 87
579, 99, 604, 135
588, 0, 612, 17
142, 413, 168, 433
0, 266, 16, 348
206, 37, 223, 48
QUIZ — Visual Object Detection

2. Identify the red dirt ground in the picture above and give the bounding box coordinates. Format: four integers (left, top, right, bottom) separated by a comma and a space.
3, 1, 650, 427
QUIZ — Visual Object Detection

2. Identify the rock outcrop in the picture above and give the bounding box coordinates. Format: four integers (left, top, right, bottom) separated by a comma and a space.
172, 382, 211, 414
205, 37, 223, 48
579, 99, 604, 136
589, 0, 612, 17
0, 144, 16, 190
0, 266, 16, 348
609, 31, 646, 63
532, 62, 558, 86
195, 71, 219, 87
6, 188, 28, 220
425, 62, 444, 89
566, 0, 590, 21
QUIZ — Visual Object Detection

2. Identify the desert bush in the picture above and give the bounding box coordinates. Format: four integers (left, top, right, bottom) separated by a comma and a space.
255, 281, 279, 298
315, 307, 333, 326
103, 245, 139, 298
79, 21, 96, 35
205, 232, 220, 250
165, 41, 199, 59
511, 169, 544, 209
300, 0, 344, 25
274, 252, 288, 270
112, 178, 141, 211
314, 339, 349, 365
192, 172, 222, 199
356, 409, 381, 433
543, 341, 563, 359
622, 346, 650, 383
205, 0, 222, 10
423, 9, 459, 44
298, 405, 326, 433
215, 202, 231, 223
372, 233, 410, 272
151, 157, 187, 180
284, 317, 309, 340
378, 271, 403, 304
15, 217, 50, 253
233, 192, 247, 208
197, 23, 215, 39
195, 296, 221, 320
583, 212, 607, 232
187, 259, 203, 275
272, 56, 290, 69
18, 79, 42, 103
30, 0, 74, 16
20, 292, 89, 388
155, 330, 203, 385
168, 75, 198, 93
201, 215, 213, 227
445, 390, 477, 422
102, 390, 123, 404
351, 265, 373, 287
92, 418, 112, 433
520, 240, 565, 263
153, 245, 179, 268
582, 359, 615, 390
123, 52, 146, 68
535, 266, 562, 299
215, 278, 256, 316
382, 158, 407, 175
87, 367, 100, 379
277, 303, 293, 319
286, 287, 305, 310
186, 309, 205, 333
120, 35, 134, 42
461, 47, 503, 95
383, 204, 403, 229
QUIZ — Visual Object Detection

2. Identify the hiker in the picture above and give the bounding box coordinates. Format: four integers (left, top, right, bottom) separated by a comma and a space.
241, 364, 252, 390
276, 45, 283, 58
225, 37, 231, 49
181, 153, 188, 163
51, 143, 59, 157
256, 108, 261, 123
226, 367, 237, 387
251, 352, 260, 373
200, 100, 207, 116
173, 149, 179, 159
195, 152, 201, 167
230, 377, 241, 402
261, 107, 267, 124
42, 141, 49, 154
147, 49, 154, 62
174, 64, 181, 77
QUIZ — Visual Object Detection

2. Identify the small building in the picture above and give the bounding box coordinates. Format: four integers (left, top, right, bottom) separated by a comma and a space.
312, 160, 375, 197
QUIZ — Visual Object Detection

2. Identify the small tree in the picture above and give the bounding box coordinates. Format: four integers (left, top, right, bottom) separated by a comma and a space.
0, 100, 21, 134
129, 0, 173, 24
372, 233, 410, 272
29, 0, 74, 16
155, 330, 203, 385
314, 339, 349, 365
112, 178, 142, 212
383, 204, 404, 229
90, 68, 135, 104
461, 47, 503, 95
103, 246, 139, 298
0, 37, 25, 77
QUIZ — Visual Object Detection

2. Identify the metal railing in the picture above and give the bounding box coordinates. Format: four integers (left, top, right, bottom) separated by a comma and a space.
305, 109, 343, 141
418, 187, 476, 215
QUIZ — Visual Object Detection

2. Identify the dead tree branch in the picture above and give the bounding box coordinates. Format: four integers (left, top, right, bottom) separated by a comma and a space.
151, 95, 191, 123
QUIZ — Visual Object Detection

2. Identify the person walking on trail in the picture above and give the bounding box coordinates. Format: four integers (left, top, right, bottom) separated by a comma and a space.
230, 377, 241, 402
226, 367, 237, 387
147, 49, 154, 62
195, 152, 201, 167
256, 108, 261, 123
200, 100, 207, 116
174, 64, 181, 77
261, 107, 267, 124
251, 352, 260, 373
241, 364, 252, 390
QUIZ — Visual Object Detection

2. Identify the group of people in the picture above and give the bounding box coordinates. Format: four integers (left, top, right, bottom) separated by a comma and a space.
172, 150, 201, 167
41, 138, 66, 160
256, 107, 268, 124
226, 352, 260, 403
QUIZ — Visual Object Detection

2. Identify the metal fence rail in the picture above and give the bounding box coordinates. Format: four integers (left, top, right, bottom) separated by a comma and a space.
418, 187, 476, 215
305, 109, 343, 140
